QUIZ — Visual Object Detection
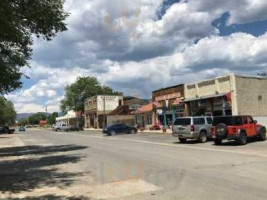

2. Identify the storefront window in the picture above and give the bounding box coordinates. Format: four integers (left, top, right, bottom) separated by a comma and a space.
147, 114, 152, 125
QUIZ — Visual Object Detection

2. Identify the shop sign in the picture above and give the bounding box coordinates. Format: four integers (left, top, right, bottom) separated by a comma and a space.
156, 109, 163, 115
155, 92, 181, 102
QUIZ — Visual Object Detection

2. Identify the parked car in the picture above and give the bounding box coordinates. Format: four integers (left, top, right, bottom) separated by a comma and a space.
19, 126, 26, 131
53, 124, 79, 132
212, 115, 266, 145
0, 126, 15, 134
172, 116, 213, 143
103, 124, 138, 136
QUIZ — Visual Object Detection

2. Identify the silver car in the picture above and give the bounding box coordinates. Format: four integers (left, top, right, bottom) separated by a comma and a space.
172, 116, 213, 143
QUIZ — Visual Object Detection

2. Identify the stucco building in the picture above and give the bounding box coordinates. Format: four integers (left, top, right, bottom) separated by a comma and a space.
134, 102, 161, 129
56, 110, 78, 126
84, 95, 123, 128
184, 73, 267, 126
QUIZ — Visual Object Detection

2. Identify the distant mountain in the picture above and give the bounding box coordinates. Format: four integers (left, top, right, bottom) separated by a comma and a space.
16, 113, 35, 121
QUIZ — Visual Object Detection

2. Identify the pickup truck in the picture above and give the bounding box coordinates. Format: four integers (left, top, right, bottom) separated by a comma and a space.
0, 126, 15, 134
52, 124, 79, 132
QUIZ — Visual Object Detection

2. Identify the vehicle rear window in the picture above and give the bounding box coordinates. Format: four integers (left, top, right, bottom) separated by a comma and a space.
193, 118, 205, 125
174, 118, 191, 126
207, 117, 213, 124
212, 116, 243, 126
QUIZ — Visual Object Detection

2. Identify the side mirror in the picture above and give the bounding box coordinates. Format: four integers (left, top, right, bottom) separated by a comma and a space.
254, 120, 258, 124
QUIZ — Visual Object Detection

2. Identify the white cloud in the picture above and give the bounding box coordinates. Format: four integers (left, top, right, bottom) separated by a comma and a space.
14, 103, 46, 113
7, 0, 267, 113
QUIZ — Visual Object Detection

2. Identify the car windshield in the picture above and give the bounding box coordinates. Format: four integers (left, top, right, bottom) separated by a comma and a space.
174, 118, 191, 126
213, 116, 243, 126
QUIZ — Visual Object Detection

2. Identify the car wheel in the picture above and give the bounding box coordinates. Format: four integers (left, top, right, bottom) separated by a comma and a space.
130, 129, 136, 134
214, 138, 222, 145
111, 130, 116, 136
258, 128, 266, 141
55, 129, 59, 132
238, 132, 247, 145
179, 138, 187, 143
199, 131, 207, 143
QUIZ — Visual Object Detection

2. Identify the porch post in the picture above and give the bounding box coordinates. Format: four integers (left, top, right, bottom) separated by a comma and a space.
163, 106, 167, 128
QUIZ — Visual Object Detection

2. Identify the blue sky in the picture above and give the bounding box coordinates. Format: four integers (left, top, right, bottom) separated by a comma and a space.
6, 0, 267, 113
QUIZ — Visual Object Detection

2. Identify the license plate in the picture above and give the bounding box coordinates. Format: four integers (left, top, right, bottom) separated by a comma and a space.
178, 135, 183, 137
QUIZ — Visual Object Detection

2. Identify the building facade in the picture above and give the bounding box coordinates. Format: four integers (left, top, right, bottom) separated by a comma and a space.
134, 102, 161, 129
56, 110, 78, 126
84, 95, 123, 128
184, 73, 267, 126
152, 84, 185, 127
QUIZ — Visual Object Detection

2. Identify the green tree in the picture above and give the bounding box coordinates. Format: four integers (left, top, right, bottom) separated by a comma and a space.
0, 97, 16, 125
28, 112, 47, 125
47, 112, 58, 125
0, 0, 68, 94
19, 118, 29, 126
60, 76, 122, 112
257, 71, 267, 77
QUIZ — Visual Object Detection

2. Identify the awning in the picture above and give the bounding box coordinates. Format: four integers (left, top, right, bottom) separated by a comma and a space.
183, 93, 230, 102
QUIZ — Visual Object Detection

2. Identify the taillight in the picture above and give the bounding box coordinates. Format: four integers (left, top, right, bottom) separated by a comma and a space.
211, 128, 214, 133
191, 125, 195, 132
232, 128, 237, 133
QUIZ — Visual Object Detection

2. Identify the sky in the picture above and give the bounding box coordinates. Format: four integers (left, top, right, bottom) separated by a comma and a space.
6, 0, 267, 113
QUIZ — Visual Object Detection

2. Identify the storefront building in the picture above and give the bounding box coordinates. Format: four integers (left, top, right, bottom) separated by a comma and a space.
56, 110, 78, 126
134, 102, 161, 129
152, 84, 185, 127
84, 95, 123, 128
184, 73, 267, 126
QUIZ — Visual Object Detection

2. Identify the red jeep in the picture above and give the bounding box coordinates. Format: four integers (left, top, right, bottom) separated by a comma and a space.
212, 116, 266, 145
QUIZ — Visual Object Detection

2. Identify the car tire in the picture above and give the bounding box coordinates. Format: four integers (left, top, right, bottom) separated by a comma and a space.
199, 131, 207, 143
111, 130, 116, 136
179, 138, 187, 143
130, 129, 136, 134
238, 131, 247, 145
216, 123, 228, 138
258, 127, 266, 141
55, 129, 59, 132
214, 138, 222, 145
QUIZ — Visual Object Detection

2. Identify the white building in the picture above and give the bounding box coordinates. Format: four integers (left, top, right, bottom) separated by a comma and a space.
84, 95, 123, 128
56, 110, 77, 126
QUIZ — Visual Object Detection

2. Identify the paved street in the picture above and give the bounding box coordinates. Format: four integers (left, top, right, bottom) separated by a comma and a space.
1, 129, 267, 200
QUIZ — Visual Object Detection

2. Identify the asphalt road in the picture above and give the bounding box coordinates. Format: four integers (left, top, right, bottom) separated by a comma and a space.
1, 129, 267, 200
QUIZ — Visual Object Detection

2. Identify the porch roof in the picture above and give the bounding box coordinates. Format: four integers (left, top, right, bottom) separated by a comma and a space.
134, 102, 161, 114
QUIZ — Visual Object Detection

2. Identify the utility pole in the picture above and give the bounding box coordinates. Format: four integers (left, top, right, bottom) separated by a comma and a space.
102, 85, 106, 130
